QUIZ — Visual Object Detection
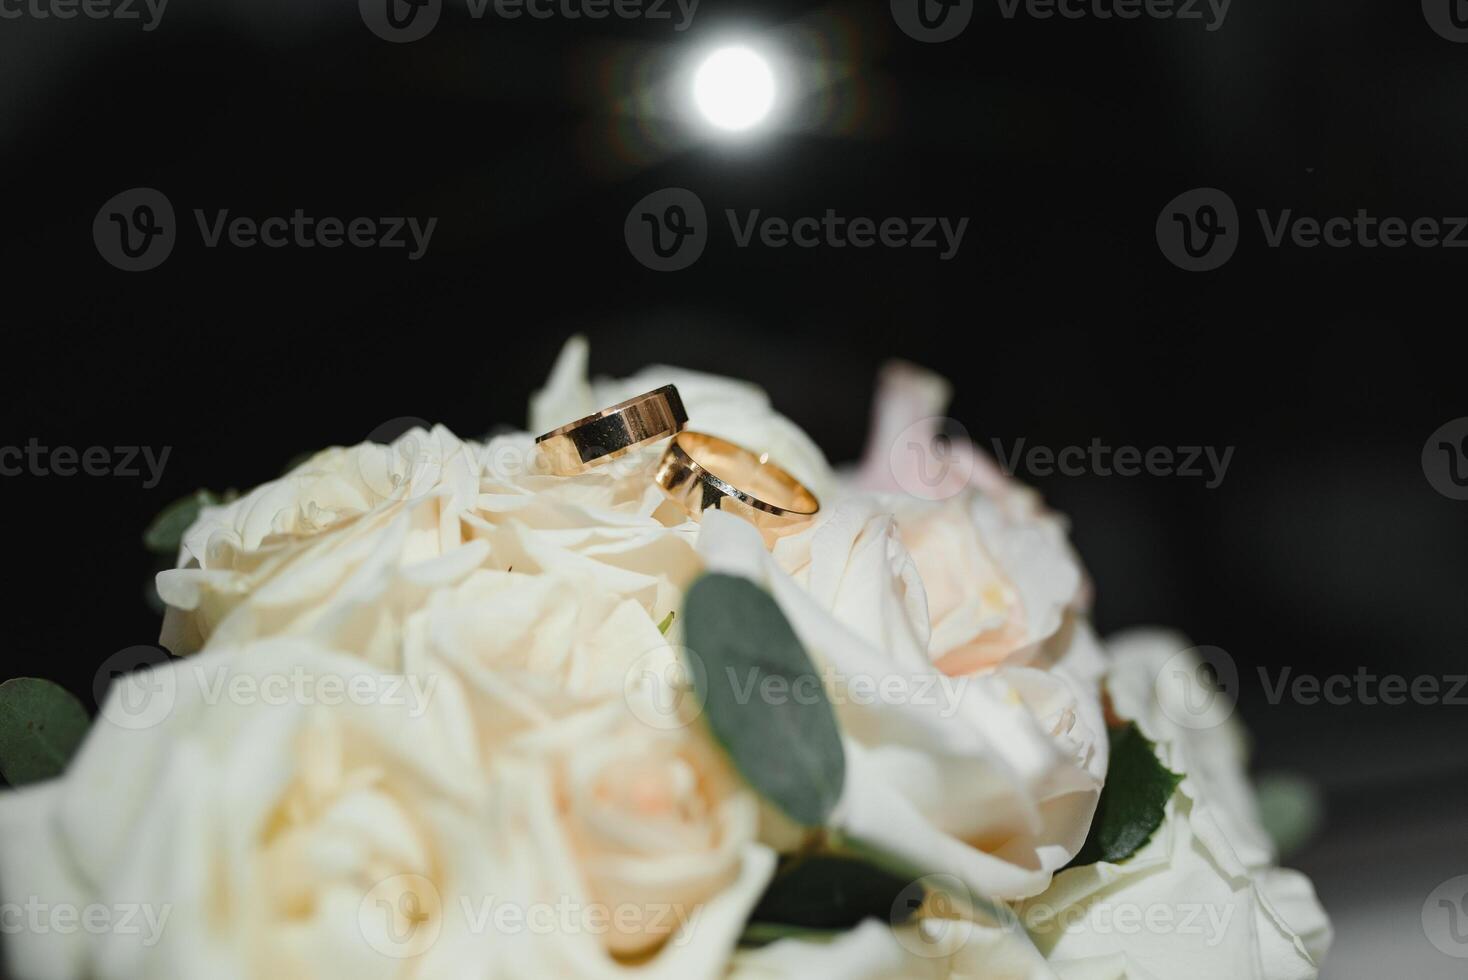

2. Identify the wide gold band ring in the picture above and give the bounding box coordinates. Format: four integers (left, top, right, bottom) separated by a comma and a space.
655, 431, 820, 536
536, 385, 688, 476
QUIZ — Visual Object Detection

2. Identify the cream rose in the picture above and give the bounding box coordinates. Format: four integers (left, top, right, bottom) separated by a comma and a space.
886, 492, 1083, 678
698, 504, 1106, 901
392, 427, 707, 757
677, 363, 1105, 901
158, 336, 829, 670
466, 428, 703, 629
0, 642, 773, 980
138, 385, 766, 974
396, 567, 671, 738
157, 421, 703, 676
0, 641, 492, 980
474, 697, 773, 974
1015, 631, 1332, 980
157, 426, 488, 662
386, 566, 773, 972
397, 455, 772, 972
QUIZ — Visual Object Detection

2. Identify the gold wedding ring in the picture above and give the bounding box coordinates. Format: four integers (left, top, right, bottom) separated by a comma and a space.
536, 385, 688, 476
655, 431, 820, 536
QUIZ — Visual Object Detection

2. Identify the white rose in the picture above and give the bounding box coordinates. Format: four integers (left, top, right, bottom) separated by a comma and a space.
1015, 631, 1332, 980
385, 564, 770, 972
727, 917, 1056, 979
1022, 795, 1323, 980
1105, 629, 1276, 868
886, 493, 1083, 677
834, 486, 1110, 794
399, 580, 773, 976
407, 426, 705, 754
469, 428, 703, 629
871, 490, 1110, 884
158, 337, 821, 669
0, 643, 774, 980
158, 419, 704, 675
0, 641, 491, 980
136, 389, 763, 976
394, 564, 688, 750
157, 426, 488, 662
697, 504, 1107, 901
474, 698, 773, 974
667, 351, 1109, 901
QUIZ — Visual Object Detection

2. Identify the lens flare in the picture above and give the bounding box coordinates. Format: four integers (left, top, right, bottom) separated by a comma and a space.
692, 46, 776, 132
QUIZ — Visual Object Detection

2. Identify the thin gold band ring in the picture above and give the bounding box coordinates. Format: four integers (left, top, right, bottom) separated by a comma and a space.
655, 431, 819, 536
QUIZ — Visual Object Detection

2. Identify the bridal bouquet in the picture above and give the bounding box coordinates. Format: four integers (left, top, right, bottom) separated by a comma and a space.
0, 338, 1330, 979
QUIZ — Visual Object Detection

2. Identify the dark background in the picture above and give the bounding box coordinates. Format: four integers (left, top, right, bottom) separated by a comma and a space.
1, 0, 1466, 974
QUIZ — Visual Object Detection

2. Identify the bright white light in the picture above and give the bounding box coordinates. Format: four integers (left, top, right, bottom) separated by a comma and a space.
692, 46, 776, 133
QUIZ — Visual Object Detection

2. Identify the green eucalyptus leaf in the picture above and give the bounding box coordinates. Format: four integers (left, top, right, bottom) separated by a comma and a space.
737, 922, 843, 949
683, 574, 845, 827
0, 678, 90, 786
746, 854, 919, 935
143, 489, 226, 555
1066, 723, 1182, 868
1256, 772, 1324, 859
